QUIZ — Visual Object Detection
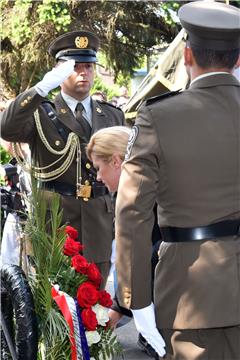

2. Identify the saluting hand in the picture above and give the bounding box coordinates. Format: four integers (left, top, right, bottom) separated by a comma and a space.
35, 60, 75, 97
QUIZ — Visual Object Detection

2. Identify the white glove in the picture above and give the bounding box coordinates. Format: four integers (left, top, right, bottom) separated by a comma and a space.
35, 59, 75, 97
131, 302, 166, 358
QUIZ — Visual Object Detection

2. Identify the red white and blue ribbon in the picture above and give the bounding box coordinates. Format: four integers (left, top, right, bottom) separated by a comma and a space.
51, 286, 90, 360
74, 298, 90, 360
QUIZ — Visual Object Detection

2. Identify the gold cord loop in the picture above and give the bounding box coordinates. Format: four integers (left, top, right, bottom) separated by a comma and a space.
12, 110, 82, 194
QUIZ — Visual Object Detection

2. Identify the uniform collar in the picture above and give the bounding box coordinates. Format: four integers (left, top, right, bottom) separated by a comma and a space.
61, 91, 92, 123
189, 72, 240, 90
190, 71, 230, 85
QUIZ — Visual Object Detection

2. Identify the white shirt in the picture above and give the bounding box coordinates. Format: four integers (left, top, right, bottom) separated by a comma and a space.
61, 91, 92, 126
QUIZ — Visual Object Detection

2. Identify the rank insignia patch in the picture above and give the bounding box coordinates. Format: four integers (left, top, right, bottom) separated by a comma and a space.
125, 125, 139, 161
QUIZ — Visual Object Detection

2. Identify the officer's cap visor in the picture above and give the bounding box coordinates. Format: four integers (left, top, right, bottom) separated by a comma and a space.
56, 49, 97, 63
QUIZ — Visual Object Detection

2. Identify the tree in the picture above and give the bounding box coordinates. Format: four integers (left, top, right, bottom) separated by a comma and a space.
1, 0, 181, 98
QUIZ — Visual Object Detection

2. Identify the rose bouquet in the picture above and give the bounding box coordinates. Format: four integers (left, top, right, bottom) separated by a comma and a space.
25, 189, 121, 359
51, 226, 122, 360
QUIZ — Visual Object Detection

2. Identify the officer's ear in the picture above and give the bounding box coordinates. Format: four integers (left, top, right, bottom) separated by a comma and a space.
184, 45, 193, 67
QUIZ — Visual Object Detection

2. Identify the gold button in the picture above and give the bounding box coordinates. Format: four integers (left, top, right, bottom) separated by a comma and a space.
85, 180, 90, 185
55, 140, 61, 146
20, 99, 28, 106
27, 96, 32, 100
96, 107, 102, 113
83, 197, 89, 202
86, 163, 91, 169
60, 108, 67, 113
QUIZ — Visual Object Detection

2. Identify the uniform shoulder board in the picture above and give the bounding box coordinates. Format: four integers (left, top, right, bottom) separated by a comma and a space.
146, 89, 181, 106
41, 100, 55, 110
98, 100, 122, 111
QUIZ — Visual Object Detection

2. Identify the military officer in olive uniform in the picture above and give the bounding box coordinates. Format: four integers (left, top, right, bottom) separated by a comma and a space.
115, 2, 240, 359
1, 31, 124, 288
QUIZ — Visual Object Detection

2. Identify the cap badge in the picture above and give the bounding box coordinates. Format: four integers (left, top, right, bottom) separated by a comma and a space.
75, 36, 88, 49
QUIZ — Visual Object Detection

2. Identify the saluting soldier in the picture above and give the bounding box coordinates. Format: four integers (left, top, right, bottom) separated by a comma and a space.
115, 1, 240, 359
1, 30, 125, 288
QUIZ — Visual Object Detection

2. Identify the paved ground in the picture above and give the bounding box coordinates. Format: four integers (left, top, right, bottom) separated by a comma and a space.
114, 317, 154, 360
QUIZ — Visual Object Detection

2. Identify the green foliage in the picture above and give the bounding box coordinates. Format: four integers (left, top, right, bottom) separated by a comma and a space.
115, 72, 131, 92
54, 263, 88, 297
1, 0, 72, 95
1, 0, 31, 45
161, 2, 181, 25
37, 0, 71, 32
90, 327, 123, 360
1, 0, 179, 97
26, 179, 71, 358
0, 146, 11, 165
91, 75, 120, 101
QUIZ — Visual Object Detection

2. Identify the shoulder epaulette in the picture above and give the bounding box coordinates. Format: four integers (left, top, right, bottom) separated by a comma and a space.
41, 100, 55, 112
41, 99, 54, 105
146, 89, 181, 106
97, 100, 122, 111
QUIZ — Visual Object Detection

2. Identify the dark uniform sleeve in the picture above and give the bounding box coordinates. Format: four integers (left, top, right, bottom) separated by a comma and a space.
1, 87, 45, 143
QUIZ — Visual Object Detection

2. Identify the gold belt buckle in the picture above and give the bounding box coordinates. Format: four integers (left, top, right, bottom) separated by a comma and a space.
77, 184, 92, 199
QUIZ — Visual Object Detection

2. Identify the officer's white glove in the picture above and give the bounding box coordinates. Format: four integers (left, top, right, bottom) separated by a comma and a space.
131, 302, 166, 358
35, 60, 75, 97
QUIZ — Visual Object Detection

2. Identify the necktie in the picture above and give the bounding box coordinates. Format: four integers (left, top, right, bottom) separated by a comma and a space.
75, 102, 92, 140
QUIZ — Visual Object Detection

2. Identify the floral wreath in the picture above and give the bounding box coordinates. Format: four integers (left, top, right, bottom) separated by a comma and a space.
51, 226, 121, 360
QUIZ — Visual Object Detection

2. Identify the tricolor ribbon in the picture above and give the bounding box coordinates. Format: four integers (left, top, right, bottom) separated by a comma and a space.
51, 286, 90, 360
74, 298, 90, 360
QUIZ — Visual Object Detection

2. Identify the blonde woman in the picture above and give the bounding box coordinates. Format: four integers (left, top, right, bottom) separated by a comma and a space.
87, 126, 162, 358
87, 126, 131, 193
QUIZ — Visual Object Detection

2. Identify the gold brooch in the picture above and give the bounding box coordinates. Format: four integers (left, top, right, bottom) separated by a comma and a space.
75, 36, 88, 48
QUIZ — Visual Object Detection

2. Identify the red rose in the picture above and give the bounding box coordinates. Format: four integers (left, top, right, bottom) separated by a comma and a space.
98, 290, 113, 308
63, 237, 83, 256
86, 263, 102, 287
81, 308, 98, 331
77, 282, 99, 308
71, 254, 89, 274
65, 226, 78, 240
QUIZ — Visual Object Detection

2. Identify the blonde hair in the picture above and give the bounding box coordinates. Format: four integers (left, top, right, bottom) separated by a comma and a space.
86, 126, 131, 162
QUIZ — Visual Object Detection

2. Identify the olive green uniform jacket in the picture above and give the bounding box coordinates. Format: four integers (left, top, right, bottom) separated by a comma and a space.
115, 73, 240, 329
1, 88, 124, 264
